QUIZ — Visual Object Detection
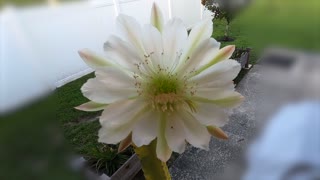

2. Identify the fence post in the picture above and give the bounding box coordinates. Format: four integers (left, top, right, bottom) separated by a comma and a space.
168, 0, 172, 19
113, 0, 120, 16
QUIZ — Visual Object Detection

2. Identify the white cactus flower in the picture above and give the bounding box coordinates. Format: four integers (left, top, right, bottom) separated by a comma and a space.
76, 3, 243, 162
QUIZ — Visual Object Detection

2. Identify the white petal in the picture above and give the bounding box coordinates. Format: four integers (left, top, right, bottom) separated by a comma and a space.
150, 3, 164, 32
196, 45, 235, 74
192, 83, 244, 108
141, 24, 163, 68
162, 18, 188, 69
196, 91, 244, 108
98, 99, 147, 144
178, 19, 213, 65
194, 83, 235, 98
95, 67, 134, 85
197, 39, 222, 67
117, 15, 145, 55
78, 49, 111, 69
104, 35, 143, 69
132, 111, 159, 147
193, 102, 228, 127
181, 38, 220, 75
179, 111, 211, 150
191, 60, 241, 87
75, 101, 107, 112
165, 114, 186, 153
156, 114, 172, 162
81, 67, 137, 104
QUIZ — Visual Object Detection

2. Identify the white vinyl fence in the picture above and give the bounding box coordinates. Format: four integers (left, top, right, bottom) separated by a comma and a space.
0, 0, 212, 113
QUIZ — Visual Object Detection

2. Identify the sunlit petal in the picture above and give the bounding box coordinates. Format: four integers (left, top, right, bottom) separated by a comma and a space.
132, 111, 159, 147
98, 99, 147, 144
117, 14, 146, 55
178, 19, 213, 68
150, 3, 164, 32
78, 49, 111, 69
162, 18, 188, 69
179, 111, 211, 150
156, 114, 172, 162
81, 67, 137, 104
191, 60, 241, 87
165, 113, 186, 153
104, 35, 143, 69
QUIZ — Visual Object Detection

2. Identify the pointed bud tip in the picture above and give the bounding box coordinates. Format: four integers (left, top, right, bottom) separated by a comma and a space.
74, 106, 81, 110
78, 49, 89, 59
225, 45, 236, 52
152, 2, 159, 9
207, 126, 229, 140
118, 134, 132, 153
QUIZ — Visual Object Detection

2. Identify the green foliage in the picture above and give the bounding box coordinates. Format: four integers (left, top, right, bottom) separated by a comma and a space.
56, 73, 134, 176
235, 0, 320, 51
85, 144, 131, 176
203, 0, 250, 38
0, 97, 85, 180
203, 0, 249, 23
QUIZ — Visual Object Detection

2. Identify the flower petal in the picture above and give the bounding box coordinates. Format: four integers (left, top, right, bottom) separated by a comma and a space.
78, 49, 111, 69
192, 102, 228, 127
196, 39, 222, 68
191, 60, 241, 88
118, 133, 132, 153
75, 101, 107, 112
104, 35, 143, 70
98, 99, 147, 144
200, 92, 244, 108
180, 38, 220, 75
132, 110, 159, 147
179, 111, 211, 150
196, 45, 235, 74
194, 83, 235, 99
178, 19, 213, 66
162, 18, 188, 69
81, 67, 137, 104
141, 24, 163, 68
156, 114, 172, 162
165, 113, 186, 153
193, 83, 243, 108
117, 14, 145, 56
150, 3, 164, 32
207, 126, 228, 140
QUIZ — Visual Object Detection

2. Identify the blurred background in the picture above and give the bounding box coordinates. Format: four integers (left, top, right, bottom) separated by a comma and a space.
1, 0, 319, 179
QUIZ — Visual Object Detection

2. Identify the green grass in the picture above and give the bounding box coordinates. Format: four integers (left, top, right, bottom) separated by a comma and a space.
55, 73, 96, 124
55, 73, 133, 176
233, 0, 320, 52
212, 18, 258, 62
0, 97, 86, 179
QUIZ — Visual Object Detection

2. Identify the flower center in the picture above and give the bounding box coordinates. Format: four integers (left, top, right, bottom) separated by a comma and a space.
145, 74, 185, 112
151, 75, 179, 95
132, 58, 198, 113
